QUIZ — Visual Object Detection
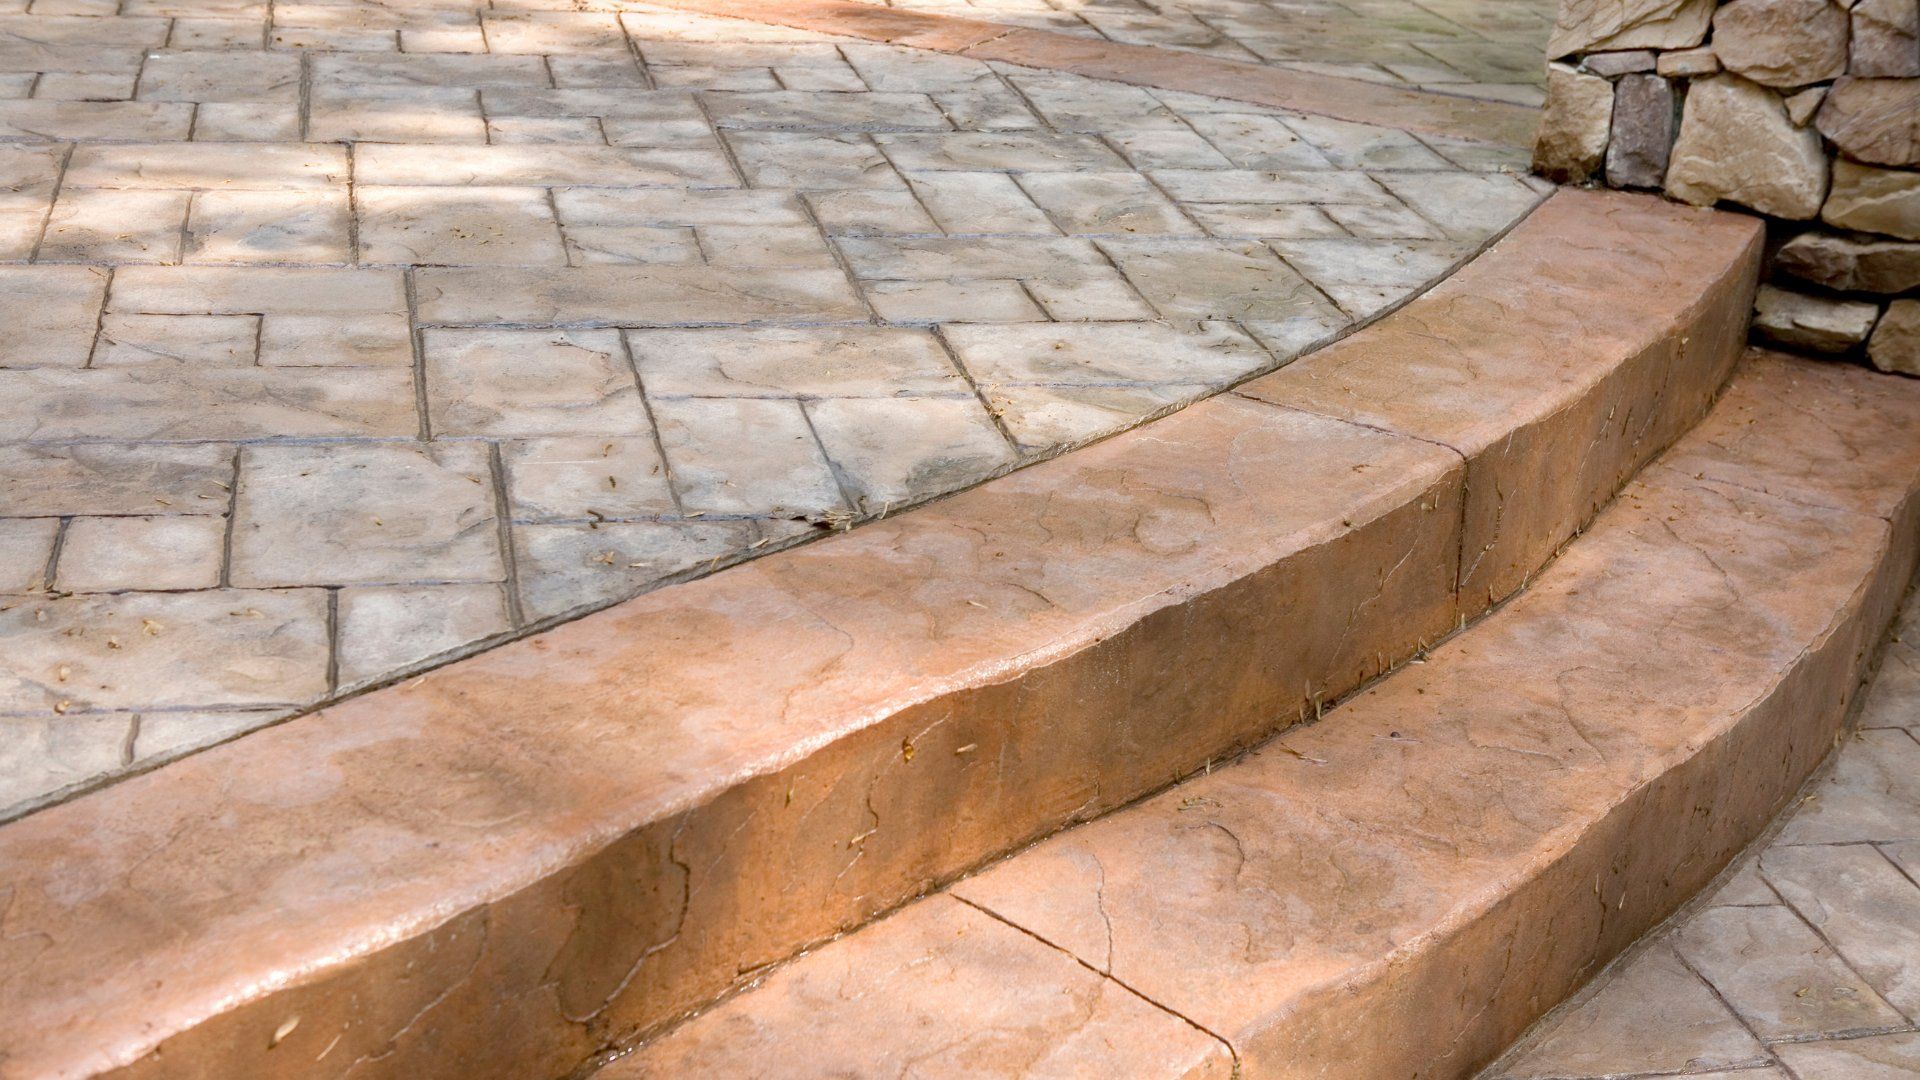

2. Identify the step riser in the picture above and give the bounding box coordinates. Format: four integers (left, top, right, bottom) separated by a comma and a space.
1271, 522, 1908, 1076
618, 354, 1920, 1078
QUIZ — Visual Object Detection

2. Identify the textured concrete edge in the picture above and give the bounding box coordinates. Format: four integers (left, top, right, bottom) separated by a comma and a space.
611, 355, 1920, 1078
0, 179, 1545, 839
1264, 488, 1920, 1078
0, 190, 1759, 1080
638, 0, 1542, 147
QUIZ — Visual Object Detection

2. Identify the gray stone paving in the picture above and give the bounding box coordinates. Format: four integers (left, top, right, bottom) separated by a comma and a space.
0, 0, 1548, 821
1484, 591, 1920, 1080
847, 0, 1560, 104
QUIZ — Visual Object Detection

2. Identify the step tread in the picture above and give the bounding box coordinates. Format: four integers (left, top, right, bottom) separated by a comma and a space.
606, 353, 1920, 1079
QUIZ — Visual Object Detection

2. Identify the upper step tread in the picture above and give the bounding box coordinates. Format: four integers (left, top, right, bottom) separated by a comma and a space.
609, 353, 1920, 1079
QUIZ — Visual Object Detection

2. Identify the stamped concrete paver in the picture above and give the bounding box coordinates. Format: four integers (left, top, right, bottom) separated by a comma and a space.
1485, 592, 1920, 1079
846, 0, 1557, 104
0, 0, 1549, 819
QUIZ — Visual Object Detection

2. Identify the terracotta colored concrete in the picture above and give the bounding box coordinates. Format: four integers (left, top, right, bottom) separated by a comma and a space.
951, 355, 1920, 1079
0, 190, 1757, 1080
621, 354, 1920, 1078
1239, 189, 1763, 613
642, 0, 1541, 146
599, 895, 1232, 1079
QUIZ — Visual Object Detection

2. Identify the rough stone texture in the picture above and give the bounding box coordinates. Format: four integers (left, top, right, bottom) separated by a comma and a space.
1871, 299, 1920, 374
1711, 0, 1851, 88
1852, 0, 1920, 79
1775, 230, 1920, 293
1585, 49, 1659, 75
1607, 73, 1678, 188
1816, 77, 1920, 167
1824, 159, 1920, 239
1550, 0, 1716, 59
0, 191, 1764, 1080
1752, 284, 1883, 352
1535, 65, 1617, 182
1666, 74, 1830, 218
1658, 45, 1723, 77
1784, 85, 1828, 126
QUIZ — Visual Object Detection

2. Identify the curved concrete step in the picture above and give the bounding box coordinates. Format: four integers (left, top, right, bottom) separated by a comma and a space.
605, 351, 1920, 1078
0, 190, 1756, 1080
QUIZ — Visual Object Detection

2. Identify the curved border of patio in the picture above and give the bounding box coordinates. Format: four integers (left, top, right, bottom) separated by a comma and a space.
0, 187, 1760, 1080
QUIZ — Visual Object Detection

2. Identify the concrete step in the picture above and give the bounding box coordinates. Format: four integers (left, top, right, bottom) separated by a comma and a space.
0, 190, 1758, 1080
604, 351, 1920, 1079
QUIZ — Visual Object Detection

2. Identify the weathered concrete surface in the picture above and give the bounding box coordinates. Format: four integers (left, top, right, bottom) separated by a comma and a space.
1240, 188, 1761, 613
1489, 602, 1920, 1080
599, 895, 1233, 1079
618, 352, 1920, 1079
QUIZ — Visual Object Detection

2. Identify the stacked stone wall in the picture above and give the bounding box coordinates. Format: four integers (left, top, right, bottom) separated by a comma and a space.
1536, 0, 1919, 373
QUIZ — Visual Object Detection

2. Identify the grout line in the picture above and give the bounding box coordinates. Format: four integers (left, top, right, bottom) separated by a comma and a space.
402, 267, 432, 442
27, 143, 75, 264
929, 323, 1023, 457
796, 398, 862, 516
488, 442, 528, 627
37, 517, 70, 593
297, 50, 313, 142
324, 586, 341, 693
218, 447, 241, 589
616, 329, 688, 517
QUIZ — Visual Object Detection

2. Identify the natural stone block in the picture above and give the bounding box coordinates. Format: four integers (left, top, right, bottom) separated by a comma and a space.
1784, 86, 1827, 126
1824, 159, 1920, 240
1585, 50, 1659, 76
1852, 0, 1920, 79
1549, 0, 1714, 59
1712, 0, 1850, 88
1607, 74, 1677, 189
1869, 299, 1920, 375
1657, 46, 1721, 77
1666, 75, 1829, 218
1752, 284, 1881, 353
1534, 63, 1615, 183
1816, 77, 1920, 167
1774, 230, 1920, 293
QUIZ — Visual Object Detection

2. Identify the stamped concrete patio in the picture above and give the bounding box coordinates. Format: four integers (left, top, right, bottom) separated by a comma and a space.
0, 0, 1550, 819
844, 0, 1559, 104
